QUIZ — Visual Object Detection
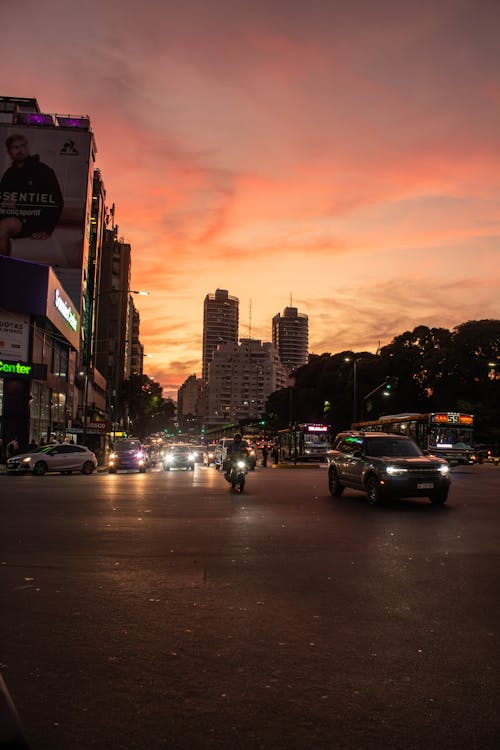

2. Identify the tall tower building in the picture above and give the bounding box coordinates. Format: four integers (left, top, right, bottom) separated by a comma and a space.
202, 289, 239, 382
94, 226, 131, 425
272, 306, 309, 375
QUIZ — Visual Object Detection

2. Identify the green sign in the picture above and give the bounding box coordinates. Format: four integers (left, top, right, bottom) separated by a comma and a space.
0, 360, 32, 376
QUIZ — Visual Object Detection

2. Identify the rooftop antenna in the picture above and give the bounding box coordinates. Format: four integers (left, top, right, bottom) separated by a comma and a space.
290, 291, 293, 307
249, 298, 252, 339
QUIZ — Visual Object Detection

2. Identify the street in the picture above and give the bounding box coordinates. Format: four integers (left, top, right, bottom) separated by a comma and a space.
1, 463, 499, 750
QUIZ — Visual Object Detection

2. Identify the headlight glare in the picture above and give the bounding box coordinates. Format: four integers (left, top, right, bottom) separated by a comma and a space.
438, 464, 450, 475
386, 465, 408, 475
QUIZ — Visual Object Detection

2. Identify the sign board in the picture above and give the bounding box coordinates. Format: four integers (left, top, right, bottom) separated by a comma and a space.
0, 309, 29, 360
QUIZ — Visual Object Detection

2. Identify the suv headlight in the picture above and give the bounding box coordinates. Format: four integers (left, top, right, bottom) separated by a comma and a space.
438, 464, 450, 475
386, 465, 408, 475
188, 453, 195, 461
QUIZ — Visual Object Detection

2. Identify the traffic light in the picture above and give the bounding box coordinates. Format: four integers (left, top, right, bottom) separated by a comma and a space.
383, 376, 399, 395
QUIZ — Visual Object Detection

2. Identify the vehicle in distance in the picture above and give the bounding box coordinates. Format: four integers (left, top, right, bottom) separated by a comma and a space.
6, 444, 97, 476
162, 444, 195, 471
202, 444, 217, 466
327, 432, 451, 506
108, 439, 147, 473
191, 445, 206, 464
472, 444, 500, 465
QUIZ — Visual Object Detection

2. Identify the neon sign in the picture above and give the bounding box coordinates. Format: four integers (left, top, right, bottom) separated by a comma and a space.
54, 289, 78, 331
0, 360, 32, 376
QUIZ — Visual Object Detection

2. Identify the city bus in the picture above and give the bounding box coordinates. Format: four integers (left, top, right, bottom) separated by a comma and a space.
352, 412, 474, 464
277, 423, 333, 463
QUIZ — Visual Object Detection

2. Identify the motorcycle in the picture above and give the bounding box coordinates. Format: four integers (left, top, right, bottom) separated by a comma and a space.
224, 457, 248, 492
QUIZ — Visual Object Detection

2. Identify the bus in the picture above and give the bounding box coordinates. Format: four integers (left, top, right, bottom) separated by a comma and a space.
352, 412, 474, 464
277, 423, 333, 463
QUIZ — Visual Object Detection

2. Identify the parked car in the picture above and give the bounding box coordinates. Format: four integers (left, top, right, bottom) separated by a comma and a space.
108, 439, 147, 473
6, 443, 97, 476
162, 444, 195, 471
327, 432, 451, 506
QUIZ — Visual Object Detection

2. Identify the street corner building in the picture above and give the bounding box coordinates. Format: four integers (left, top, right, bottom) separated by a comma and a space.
0, 255, 80, 451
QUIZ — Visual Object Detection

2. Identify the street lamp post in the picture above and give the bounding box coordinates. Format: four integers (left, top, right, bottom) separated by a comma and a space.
81, 289, 150, 445
345, 357, 362, 425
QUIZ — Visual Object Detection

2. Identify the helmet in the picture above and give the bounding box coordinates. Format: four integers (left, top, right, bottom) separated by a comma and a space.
233, 433, 242, 442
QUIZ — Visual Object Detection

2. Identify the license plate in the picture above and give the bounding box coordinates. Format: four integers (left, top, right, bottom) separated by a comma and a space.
417, 482, 434, 489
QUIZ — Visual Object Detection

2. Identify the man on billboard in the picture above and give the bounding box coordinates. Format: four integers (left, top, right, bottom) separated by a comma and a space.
0, 133, 64, 256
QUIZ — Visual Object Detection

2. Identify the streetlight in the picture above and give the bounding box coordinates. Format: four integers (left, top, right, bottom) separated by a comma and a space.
344, 357, 362, 425
82, 288, 151, 445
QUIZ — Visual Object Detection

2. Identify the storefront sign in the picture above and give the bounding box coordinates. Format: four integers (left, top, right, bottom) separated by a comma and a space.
54, 289, 78, 331
0, 360, 32, 376
0, 310, 30, 361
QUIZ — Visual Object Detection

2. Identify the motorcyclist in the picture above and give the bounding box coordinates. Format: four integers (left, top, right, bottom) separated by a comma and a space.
223, 433, 248, 476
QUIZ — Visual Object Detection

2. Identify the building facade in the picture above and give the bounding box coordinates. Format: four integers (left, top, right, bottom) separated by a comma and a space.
272, 306, 309, 375
177, 374, 204, 428
94, 226, 132, 431
0, 256, 80, 449
202, 289, 239, 383
206, 339, 287, 425
125, 299, 143, 378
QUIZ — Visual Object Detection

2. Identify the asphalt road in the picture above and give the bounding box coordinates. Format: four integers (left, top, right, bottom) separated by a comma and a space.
1, 463, 499, 750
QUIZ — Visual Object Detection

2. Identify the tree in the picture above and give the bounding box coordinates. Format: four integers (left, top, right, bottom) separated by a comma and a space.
122, 375, 176, 438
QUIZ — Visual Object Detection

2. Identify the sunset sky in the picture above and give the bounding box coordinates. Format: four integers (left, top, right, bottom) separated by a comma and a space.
3, 0, 500, 398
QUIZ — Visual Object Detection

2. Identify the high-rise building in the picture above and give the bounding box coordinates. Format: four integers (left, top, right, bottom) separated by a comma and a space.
177, 374, 204, 428
272, 306, 309, 375
94, 226, 131, 428
125, 299, 143, 378
206, 339, 287, 425
202, 289, 239, 382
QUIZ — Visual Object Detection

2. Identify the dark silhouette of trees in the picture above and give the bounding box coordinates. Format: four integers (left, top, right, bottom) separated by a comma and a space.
122, 375, 176, 438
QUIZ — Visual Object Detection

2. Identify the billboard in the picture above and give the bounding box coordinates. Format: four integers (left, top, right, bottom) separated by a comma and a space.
0, 125, 94, 288
0, 308, 30, 361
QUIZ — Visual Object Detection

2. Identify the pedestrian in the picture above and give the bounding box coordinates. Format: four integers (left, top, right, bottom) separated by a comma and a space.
28, 439, 38, 451
262, 444, 268, 467
272, 444, 279, 465
6, 436, 19, 458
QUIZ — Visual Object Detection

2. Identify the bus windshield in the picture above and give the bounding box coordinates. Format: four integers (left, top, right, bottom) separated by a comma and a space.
429, 427, 473, 449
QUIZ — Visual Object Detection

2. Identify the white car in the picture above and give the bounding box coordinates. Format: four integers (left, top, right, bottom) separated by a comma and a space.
7, 444, 98, 475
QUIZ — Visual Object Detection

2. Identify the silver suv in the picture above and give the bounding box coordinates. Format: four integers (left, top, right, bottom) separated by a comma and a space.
327, 432, 451, 506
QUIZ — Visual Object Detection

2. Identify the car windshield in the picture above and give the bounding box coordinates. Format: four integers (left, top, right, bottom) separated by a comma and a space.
365, 437, 423, 458
113, 440, 141, 451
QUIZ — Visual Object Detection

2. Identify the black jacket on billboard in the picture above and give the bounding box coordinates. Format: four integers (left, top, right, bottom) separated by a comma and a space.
0, 155, 64, 237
